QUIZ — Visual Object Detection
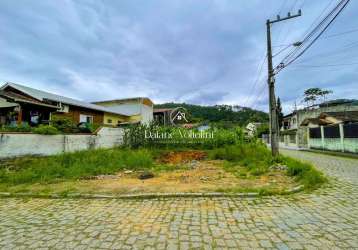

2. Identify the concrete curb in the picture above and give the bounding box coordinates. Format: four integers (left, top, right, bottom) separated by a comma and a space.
0, 185, 304, 199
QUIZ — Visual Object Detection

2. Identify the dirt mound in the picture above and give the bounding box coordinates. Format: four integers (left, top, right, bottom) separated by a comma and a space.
159, 151, 207, 164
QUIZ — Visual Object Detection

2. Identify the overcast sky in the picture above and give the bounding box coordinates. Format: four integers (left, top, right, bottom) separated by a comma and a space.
0, 0, 357, 114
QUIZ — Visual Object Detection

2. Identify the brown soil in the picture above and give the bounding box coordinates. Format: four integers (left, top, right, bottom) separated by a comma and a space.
159, 151, 207, 164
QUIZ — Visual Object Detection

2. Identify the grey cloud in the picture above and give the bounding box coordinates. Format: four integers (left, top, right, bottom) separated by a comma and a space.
0, 0, 357, 114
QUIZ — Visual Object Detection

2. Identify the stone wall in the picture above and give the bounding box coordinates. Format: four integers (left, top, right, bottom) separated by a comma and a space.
0, 127, 124, 159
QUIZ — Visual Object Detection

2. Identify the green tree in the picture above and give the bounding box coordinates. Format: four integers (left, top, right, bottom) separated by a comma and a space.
303, 88, 333, 106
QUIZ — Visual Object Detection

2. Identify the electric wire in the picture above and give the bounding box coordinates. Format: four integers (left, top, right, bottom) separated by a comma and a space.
275, 0, 350, 74
242, 55, 267, 108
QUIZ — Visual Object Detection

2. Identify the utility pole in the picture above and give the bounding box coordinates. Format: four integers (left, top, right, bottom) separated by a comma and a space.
266, 10, 302, 156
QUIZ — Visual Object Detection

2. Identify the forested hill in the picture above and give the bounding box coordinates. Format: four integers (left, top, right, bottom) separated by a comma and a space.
154, 103, 269, 126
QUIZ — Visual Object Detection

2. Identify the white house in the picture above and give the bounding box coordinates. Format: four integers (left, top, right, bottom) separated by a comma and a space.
93, 97, 154, 125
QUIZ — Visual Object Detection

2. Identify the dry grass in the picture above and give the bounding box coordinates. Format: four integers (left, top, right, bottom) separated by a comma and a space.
2, 160, 296, 195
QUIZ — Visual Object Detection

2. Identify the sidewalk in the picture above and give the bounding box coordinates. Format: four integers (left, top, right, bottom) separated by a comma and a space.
275, 144, 358, 159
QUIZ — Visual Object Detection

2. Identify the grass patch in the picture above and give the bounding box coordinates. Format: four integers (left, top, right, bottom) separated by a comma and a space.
209, 143, 326, 190
215, 186, 278, 196
209, 143, 273, 176
0, 142, 326, 194
0, 148, 155, 185
282, 156, 326, 190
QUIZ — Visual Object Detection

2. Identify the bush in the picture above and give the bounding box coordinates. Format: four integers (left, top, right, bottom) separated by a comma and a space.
51, 117, 78, 133
0, 123, 32, 132
32, 125, 59, 135
256, 124, 269, 138
78, 122, 101, 133
50, 117, 101, 134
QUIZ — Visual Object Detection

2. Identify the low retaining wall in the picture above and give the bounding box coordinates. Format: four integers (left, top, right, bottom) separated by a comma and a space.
309, 138, 358, 154
0, 127, 124, 159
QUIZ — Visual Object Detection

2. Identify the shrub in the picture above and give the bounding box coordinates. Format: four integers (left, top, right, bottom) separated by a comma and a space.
0, 148, 155, 185
87, 123, 101, 133
0, 123, 32, 132
32, 125, 59, 135
51, 117, 78, 133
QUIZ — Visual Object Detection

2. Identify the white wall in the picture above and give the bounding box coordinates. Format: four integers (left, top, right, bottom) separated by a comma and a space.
140, 104, 153, 124
96, 101, 153, 124
0, 127, 124, 159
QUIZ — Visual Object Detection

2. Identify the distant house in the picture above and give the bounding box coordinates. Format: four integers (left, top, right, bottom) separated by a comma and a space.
153, 108, 190, 126
93, 97, 153, 125
153, 108, 173, 126
280, 99, 358, 148
0, 82, 152, 126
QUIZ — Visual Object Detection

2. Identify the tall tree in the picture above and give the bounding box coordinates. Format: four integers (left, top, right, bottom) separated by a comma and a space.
277, 97, 284, 129
303, 87, 333, 106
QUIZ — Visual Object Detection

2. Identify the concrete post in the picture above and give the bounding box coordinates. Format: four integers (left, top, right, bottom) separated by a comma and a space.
320, 126, 325, 150
339, 123, 344, 152
307, 127, 311, 149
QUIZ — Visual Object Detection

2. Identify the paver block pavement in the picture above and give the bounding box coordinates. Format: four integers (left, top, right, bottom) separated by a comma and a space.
0, 150, 358, 249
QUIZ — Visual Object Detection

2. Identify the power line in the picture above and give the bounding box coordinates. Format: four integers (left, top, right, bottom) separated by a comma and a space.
250, 80, 268, 110
273, 0, 289, 44
301, 0, 335, 39
322, 27, 358, 39
272, 44, 292, 48
295, 40, 358, 63
293, 62, 358, 67
242, 55, 267, 108
285, 0, 350, 66
276, 0, 300, 45
273, 44, 292, 57
249, 78, 267, 107
278, 0, 340, 65
276, 0, 351, 73
278, 0, 288, 15
241, 2, 278, 109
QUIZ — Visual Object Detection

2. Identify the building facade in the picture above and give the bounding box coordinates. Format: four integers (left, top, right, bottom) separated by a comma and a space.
0, 82, 153, 127
280, 99, 358, 148
93, 98, 154, 125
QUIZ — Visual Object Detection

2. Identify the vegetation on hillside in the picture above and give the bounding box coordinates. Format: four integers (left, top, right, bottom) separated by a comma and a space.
155, 103, 269, 126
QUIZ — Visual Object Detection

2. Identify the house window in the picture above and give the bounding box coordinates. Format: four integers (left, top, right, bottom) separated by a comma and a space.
107, 119, 112, 124
80, 114, 93, 124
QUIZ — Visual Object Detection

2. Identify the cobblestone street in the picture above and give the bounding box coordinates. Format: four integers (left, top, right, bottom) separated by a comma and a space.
0, 150, 357, 249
